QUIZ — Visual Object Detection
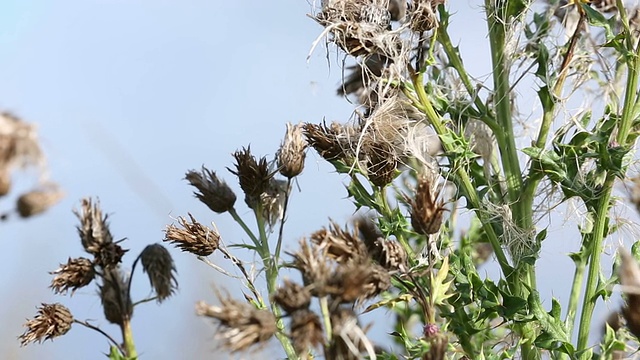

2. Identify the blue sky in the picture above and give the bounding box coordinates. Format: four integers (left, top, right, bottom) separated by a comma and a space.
0, 1, 620, 359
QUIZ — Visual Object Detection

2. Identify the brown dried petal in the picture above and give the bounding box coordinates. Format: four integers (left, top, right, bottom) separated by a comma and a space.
273, 280, 311, 314
228, 147, 272, 209
310, 221, 368, 264
50, 257, 95, 295
19, 303, 73, 346
74, 198, 114, 255
409, 175, 446, 235
164, 213, 220, 256
140, 243, 178, 302
185, 166, 236, 213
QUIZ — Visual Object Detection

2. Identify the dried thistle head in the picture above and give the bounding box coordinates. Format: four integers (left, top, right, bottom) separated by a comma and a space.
196, 295, 277, 352
290, 309, 324, 358
185, 166, 236, 213
277, 122, 307, 178
99, 267, 133, 326
259, 178, 289, 228
19, 303, 73, 346
139, 243, 178, 302
409, 0, 444, 33
289, 240, 333, 296
364, 141, 398, 187
408, 173, 446, 235
75, 198, 113, 255
327, 262, 391, 303
0, 112, 44, 173
303, 122, 357, 163
619, 248, 640, 338
310, 221, 368, 264
228, 147, 272, 209
371, 238, 408, 271
327, 307, 375, 360
50, 257, 95, 295
163, 213, 220, 256
16, 186, 64, 218
273, 280, 311, 314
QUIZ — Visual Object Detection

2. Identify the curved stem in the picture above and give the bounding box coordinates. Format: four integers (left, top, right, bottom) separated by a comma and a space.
228, 207, 261, 249
74, 319, 125, 355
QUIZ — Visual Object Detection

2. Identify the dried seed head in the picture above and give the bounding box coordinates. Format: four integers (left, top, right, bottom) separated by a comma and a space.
328, 263, 391, 303
310, 221, 368, 264
0, 170, 10, 196
327, 307, 374, 360
99, 267, 133, 326
472, 242, 494, 266
409, 0, 443, 33
371, 238, 408, 271
164, 213, 220, 256
140, 244, 178, 302
16, 186, 63, 218
619, 248, 640, 338
185, 166, 236, 213
303, 122, 357, 163
277, 123, 307, 178
228, 147, 272, 209
364, 141, 397, 187
388, 0, 407, 21
409, 174, 446, 235
273, 280, 311, 314
259, 179, 288, 228
196, 295, 277, 352
50, 257, 95, 295
290, 309, 324, 358
75, 198, 114, 256
289, 240, 333, 296
0, 112, 44, 172
19, 303, 73, 346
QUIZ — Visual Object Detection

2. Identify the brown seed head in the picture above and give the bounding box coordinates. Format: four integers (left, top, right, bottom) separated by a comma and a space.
196, 295, 277, 352
0, 112, 44, 173
140, 243, 178, 302
365, 141, 397, 187
273, 280, 311, 314
228, 147, 272, 209
99, 267, 133, 326
409, 174, 446, 235
164, 213, 220, 256
409, 0, 443, 33
75, 198, 114, 256
277, 123, 307, 178
19, 303, 73, 346
619, 248, 640, 338
328, 263, 391, 303
372, 238, 408, 271
310, 221, 368, 264
303, 122, 357, 163
185, 166, 236, 213
290, 309, 324, 358
17, 186, 63, 217
50, 257, 95, 295
259, 179, 288, 228
289, 240, 333, 296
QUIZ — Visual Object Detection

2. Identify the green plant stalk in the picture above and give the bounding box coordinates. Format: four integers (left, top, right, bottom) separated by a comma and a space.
374, 186, 415, 260
319, 296, 333, 342
563, 251, 587, 337
576, 177, 614, 354
617, 38, 640, 146
121, 318, 137, 359
228, 207, 261, 249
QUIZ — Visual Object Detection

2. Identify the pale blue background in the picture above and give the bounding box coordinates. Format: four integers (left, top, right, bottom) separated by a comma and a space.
0, 1, 618, 359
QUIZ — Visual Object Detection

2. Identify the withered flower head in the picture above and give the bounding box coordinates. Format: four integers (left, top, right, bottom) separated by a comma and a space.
19, 303, 73, 346
0, 112, 44, 172
164, 213, 220, 256
99, 267, 133, 326
364, 141, 398, 187
409, 0, 444, 33
17, 186, 64, 218
273, 280, 311, 314
290, 309, 324, 358
371, 238, 407, 271
289, 240, 333, 296
277, 122, 307, 178
327, 307, 374, 360
619, 248, 640, 338
185, 166, 236, 213
303, 122, 357, 163
50, 257, 95, 295
409, 174, 446, 235
259, 179, 288, 229
328, 263, 391, 303
140, 243, 178, 302
228, 147, 272, 209
196, 295, 277, 352
75, 198, 114, 255
310, 221, 368, 264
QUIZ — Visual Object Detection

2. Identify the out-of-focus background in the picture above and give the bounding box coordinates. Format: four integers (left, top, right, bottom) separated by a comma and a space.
0, 1, 621, 359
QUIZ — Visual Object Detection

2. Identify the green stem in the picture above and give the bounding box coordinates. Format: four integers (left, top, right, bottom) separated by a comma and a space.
564, 250, 587, 337
228, 207, 261, 249
121, 318, 137, 359
618, 36, 640, 146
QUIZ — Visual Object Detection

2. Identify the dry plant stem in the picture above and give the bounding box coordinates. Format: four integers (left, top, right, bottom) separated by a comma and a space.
121, 318, 137, 359
217, 246, 263, 305
274, 178, 292, 268
74, 319, 125, 354
132, 296, 158, 307
197, 256, 241, 279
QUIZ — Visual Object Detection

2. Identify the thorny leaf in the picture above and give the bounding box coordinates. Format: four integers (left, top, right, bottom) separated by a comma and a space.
364, 293, 414, 313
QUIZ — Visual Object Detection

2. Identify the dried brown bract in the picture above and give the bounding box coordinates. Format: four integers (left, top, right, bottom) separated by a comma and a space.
277, 122, 307, 178
408, 174, 446, 235
16, 186, 64, 218
75, 198, 115, 256
619, 248, 640, 338
196, 296, 277, 352
303, 122, 358, 163
410, 0, 444, 33
260, 178, 288, 228
290, 309, 324, 358
99, 267, 133, 326
289, 240, 333, 296
228, 147, 272, 209
328, 262, 391, 303
50, 257, 95, 295
185, 166, 236, 213
273, 280, 311, 314
364, 141, 398, 186
163, 213, 220, 256
19, 303, 73, 346
371, 238, 408, 271
310, 221, 368, 264
140, 243, 178, 302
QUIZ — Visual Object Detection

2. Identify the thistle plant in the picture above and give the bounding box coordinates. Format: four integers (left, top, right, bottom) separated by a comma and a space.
19, 0, 640, 358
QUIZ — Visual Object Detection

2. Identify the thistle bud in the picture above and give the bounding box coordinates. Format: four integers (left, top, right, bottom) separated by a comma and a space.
99, 267, 132, 325
164, 214, 220, 256
185, 166, 236, 213
139, 243, 178, 302
409, 174, 446, 235
228, 147, 272, 209
50, 257, 95, 295
277, 123, 306, 178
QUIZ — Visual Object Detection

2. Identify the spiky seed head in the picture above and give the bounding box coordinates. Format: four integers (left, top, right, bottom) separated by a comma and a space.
328, 263, 391, 303
19, 303, 73, 346
310, 221, 368, 264
185, 166, 236, 213
228, 147, 272, 209
365, 141, 397, 187
163, 213, 220, 256
373, 238, 408, 271
16, 186, 63, 217
290, 309, 324, 358
196, 295, 277, 352
50, 257, 95, 295
75, 198, 114, 256
277, 123, 307, 178
273, 280, 311, 314
99, 267, 133, 326
409, 174, 446, 235
140, 244, 178, 302
303, 122, 357, 163
619, 248, 640, 338
0, 112, 44, 172
289, 240, 332, 296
